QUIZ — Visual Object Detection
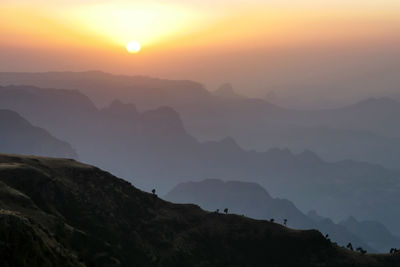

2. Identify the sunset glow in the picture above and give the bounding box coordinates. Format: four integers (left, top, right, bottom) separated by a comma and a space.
67, 2, 200, 47
3, 1, 399, 50
1, 0, 400, 96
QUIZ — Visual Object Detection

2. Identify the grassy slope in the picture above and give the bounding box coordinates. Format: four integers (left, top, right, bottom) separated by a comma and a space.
0, 154, 398, 267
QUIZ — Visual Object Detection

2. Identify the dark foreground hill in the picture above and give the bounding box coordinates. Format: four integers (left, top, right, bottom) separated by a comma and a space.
0, 154, 398, 267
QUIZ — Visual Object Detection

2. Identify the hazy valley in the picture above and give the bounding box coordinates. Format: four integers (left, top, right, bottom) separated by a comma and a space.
1, 76, 400, 257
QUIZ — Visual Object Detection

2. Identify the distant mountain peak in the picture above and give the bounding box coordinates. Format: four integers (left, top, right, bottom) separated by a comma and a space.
140, 106, 188, 136
103, 100, 139, 117
307, 210, 325, 223
142, 106, 183, 125
219, 136, 240, 146
213, 83, 244, 98
266, 147, 293, 158
298, 150, 323, 164
0, 84, 98, 113
351, 97, 400, 109
344, 216, 358, 224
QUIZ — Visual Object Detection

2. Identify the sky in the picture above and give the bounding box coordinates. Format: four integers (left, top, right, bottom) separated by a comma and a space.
1, 0, 400, 107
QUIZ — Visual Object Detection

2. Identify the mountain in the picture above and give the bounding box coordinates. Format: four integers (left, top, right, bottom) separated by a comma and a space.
165, 179, 393, 252
299, 97, 400, 138
306, 211, 400, 254
2, 154, 398, 266
2, 72, 400, 170
165, 179, 313, 227
213, 83, 245, 98
245, 125, 400, 170
339, 216, 400, 253
0, 71, 209, 110
1, 85, 400, 236
0, 109, 77, 159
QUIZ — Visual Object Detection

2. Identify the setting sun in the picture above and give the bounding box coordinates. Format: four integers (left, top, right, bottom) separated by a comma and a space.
126, 41, 141, 54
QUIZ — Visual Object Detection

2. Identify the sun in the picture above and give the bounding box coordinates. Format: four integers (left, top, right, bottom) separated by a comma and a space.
126, 41, 141, 53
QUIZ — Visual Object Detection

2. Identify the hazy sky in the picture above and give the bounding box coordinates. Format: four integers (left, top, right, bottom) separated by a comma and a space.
1, 0, 400, 107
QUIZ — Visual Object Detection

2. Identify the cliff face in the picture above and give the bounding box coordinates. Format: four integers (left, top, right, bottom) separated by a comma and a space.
0, 154, 398, 267
0, 109, 77, 159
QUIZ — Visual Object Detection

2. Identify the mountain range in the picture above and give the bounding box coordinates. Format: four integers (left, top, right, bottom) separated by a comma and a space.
1, 71, 400, 170
1, 84, 400, 236
3, 101, 398, 252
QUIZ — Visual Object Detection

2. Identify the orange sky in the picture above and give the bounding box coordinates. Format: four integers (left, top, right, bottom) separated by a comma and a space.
1, 0, 400, 105
2, 1, 399, 49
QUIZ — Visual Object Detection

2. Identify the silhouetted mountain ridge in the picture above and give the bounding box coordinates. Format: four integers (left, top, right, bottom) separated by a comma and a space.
344, 97, 400, 111
2, 154, 396, 266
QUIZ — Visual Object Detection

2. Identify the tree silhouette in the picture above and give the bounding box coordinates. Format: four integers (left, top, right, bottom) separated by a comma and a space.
283, 219, 287, 226
270, 218, 274, 223
151, 189, 157, 199
356, 247, 367, 255
224, 208, 228, 214
346, 242, 353, 251
215, 209, 220, 214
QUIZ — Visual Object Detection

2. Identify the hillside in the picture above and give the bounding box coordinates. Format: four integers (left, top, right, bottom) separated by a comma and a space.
0, 154, 398, 266
165, 179, 396, 252
0, 109, 77, 159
